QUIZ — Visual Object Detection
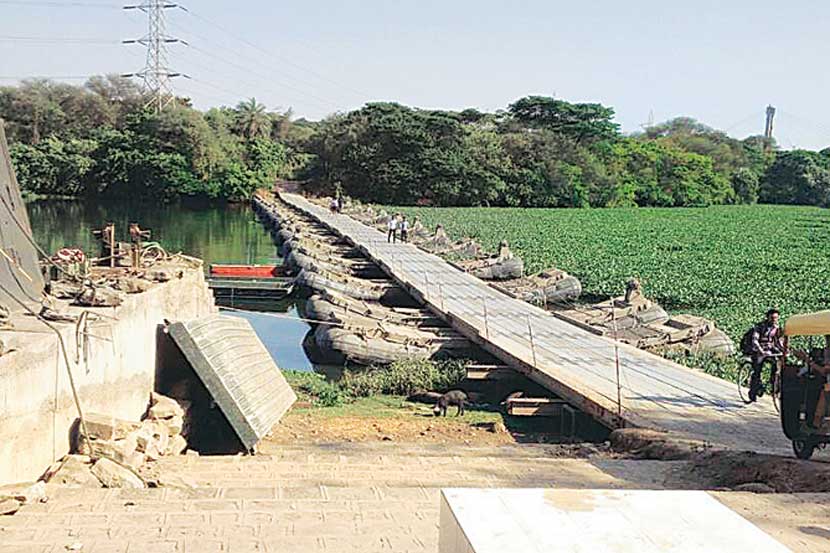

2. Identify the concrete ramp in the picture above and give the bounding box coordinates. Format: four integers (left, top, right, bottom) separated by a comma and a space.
169, 314, 296, 451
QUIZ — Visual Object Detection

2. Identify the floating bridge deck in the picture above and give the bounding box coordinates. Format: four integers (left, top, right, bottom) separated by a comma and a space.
278, 193, 789, 454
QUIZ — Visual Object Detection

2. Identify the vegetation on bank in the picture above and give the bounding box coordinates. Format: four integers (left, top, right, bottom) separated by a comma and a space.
1, 77, 312, 202
305, 100, 830, 208
386, 203, 830, 344
284, 359, 468, 408
3, 76, 830, 207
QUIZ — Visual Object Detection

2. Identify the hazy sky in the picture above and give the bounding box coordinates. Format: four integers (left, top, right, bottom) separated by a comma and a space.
3, 0, 830, 149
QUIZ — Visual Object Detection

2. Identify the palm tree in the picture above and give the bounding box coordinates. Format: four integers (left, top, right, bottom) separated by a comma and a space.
235, 98, 270, 140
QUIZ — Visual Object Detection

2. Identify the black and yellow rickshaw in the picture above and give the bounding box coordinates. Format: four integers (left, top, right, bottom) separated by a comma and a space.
780, 310, 830, 460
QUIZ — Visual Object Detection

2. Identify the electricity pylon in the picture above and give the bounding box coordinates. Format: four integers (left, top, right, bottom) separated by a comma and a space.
123, 1, 188, 112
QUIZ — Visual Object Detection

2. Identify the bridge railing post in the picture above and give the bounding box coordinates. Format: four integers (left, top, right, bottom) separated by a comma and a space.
482, 298, 490, 339
527, 315, 537, 368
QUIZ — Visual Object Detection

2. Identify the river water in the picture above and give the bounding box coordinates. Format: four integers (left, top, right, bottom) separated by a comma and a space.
27, 199, 316, 372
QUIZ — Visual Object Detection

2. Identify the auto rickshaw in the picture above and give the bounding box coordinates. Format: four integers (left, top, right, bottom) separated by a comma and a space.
780, 310, 830, 460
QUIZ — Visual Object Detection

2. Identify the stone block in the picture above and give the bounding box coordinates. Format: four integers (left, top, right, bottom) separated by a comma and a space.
79, 434, 144, 469
148, 392, 185, 420
13, 481, 46, 504
81, 413, 141, 441
136, 421, 169, 461
160, 416, 184, 437
48, 455, 99, 487
166, 435, 187, 456
90, 458, 144, 489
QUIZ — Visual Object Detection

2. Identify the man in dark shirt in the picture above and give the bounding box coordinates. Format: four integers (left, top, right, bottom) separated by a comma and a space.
742, 309, 783, 402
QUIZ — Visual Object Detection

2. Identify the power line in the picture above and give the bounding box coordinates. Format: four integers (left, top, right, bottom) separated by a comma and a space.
0, 75, 94, 81
180, 7, 370, 100
183, 44, 340, 109
0, 35, 119, 44
165, 16, 343, 109
0, 0, 120, 7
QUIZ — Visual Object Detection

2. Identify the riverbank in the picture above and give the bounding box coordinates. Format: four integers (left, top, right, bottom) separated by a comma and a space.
0, 263, 215, 486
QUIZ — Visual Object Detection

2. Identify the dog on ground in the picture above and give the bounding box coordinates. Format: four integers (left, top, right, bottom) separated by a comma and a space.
433, 390, 468, 417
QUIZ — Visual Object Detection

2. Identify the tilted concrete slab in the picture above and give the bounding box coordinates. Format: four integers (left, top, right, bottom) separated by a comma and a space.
439, 489, 792, 553
169, 314, 296, 451
276, 192, 796, 455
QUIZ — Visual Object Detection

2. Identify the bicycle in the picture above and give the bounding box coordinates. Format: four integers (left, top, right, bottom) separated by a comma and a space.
737, 353, 782, 412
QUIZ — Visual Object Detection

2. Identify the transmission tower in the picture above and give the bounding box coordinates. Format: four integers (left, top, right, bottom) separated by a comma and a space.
122, 1, 188, 112
764, 105, 776, 140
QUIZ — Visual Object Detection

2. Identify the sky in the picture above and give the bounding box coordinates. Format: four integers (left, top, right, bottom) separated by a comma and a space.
2, 0, 830, 149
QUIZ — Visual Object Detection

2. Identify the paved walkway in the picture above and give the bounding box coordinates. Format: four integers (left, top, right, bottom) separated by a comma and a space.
2, 444, 826, 552
276, 193, 790, 455
0, 445, 673, 553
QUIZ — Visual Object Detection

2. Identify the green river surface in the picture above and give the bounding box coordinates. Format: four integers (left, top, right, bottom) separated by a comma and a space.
28, 199, 317, 372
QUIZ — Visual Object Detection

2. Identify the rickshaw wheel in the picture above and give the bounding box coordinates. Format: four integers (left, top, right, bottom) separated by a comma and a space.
792, 439, 816, 460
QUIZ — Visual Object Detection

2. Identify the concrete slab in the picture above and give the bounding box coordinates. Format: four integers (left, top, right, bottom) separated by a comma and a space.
169, 314, 296, 451
439, 489, 792, 553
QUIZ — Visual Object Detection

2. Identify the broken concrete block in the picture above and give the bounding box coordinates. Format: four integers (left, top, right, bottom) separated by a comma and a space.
13, 481, 46, 504
120, 451, 146, 471
90, 458, 144, 489
81, 413, 141, 441
166, 435, 187, 456
114, 277, 152, 294
137, 420, 169, 451
0, 497, 21, 515
47, 455, 99, 487
136, 433, 163, 462
76, 286, 123, 307
78, 434, 141, 468
160, 416, 184, 436
148, 392, 184, 420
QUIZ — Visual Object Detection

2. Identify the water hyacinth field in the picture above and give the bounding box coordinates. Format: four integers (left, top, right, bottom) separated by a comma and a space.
388, 204, 830, 342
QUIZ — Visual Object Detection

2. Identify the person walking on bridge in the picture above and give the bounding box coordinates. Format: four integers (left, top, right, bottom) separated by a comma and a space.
400, 215, 410, 243
387, 213, 399, 243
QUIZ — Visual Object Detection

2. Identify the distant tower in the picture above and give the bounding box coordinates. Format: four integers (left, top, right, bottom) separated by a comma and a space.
764, 105, 776, 140
640, 109, 655, 131
123, 1, 187, 112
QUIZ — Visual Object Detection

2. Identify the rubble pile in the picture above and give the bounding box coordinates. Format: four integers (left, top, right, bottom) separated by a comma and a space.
43, 392, 194, 489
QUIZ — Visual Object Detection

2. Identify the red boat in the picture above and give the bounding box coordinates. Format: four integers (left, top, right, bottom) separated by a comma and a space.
207, 264, 294, 306
209, 264, 287, 278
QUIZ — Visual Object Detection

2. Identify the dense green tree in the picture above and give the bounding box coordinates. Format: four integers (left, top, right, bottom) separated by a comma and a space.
10, 137, 96, 196
507, 96, 619, 143
760, 150, 830, 207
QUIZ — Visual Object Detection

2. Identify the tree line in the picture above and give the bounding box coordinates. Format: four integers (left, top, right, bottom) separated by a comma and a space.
1, 77, 311, 202
2, 76, 829, 207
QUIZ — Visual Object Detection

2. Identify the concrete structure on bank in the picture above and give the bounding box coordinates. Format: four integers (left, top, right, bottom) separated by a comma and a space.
439, 488, 792, 552
0, 269, 216, 486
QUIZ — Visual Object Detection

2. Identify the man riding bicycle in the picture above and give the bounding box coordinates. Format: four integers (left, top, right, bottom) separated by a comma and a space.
741, 309, 783, 402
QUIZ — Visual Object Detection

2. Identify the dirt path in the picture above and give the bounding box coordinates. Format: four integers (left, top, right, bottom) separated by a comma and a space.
265, 396, 577, 447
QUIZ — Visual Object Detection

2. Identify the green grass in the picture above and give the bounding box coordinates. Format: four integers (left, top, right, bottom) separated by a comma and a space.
388, 204, 830, 342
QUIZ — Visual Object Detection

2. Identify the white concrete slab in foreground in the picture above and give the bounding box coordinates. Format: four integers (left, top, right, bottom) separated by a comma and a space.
439, 489, 792, 553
